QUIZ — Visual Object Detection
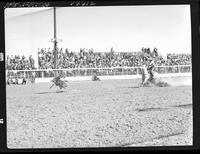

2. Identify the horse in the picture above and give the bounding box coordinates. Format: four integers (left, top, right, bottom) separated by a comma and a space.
140, 65, 151, 87
140, 66, 170, 87
50, 76, 68, 89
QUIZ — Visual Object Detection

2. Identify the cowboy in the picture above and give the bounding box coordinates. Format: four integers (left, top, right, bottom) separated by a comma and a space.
140, 63, 151, 87
91, 71, 100, 81
145, 57, 155, 82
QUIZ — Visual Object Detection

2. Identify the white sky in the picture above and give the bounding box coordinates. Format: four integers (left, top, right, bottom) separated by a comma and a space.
5, 5, 191, 58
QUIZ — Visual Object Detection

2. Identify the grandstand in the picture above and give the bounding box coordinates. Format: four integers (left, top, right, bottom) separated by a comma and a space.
5, 47, 192, 84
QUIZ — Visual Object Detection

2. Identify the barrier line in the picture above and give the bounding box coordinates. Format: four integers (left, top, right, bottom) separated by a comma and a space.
35, 73, 192, 83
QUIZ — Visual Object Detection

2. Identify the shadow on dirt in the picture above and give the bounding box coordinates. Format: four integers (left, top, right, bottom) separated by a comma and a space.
136, 107, 166, 112
117, 86, 141, 89
136, 104, 192, 112
127, 86, 140, 89
173, 104, 192, 108
121, 132, 185, 147
34, 91, 67, 95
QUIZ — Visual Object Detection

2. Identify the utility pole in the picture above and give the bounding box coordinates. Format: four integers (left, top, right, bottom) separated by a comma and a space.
50, 7, 62, 77
53, 7, 57, 70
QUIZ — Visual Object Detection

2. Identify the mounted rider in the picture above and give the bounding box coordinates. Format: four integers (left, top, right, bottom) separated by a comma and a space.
140, 48, 170, 87
140, 55, 156, 86
50, 73, 67, 89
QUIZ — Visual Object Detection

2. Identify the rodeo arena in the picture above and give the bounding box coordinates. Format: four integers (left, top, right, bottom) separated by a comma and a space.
5, 7, 192, 148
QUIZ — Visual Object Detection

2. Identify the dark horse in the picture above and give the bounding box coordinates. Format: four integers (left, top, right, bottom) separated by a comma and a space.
50, 76, 67, 89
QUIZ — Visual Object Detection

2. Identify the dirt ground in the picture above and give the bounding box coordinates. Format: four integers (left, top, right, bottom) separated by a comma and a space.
6, 78, 192, 148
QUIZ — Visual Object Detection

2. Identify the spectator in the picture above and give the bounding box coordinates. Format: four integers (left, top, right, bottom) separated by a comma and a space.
6, 54, 35, 70
6, 48, 191, 71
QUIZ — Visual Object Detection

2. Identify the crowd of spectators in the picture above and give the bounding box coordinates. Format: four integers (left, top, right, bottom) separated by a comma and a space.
38, 47, 145, 69
38, 47, 191, 69
6, 55, 35, 70
165, 53, 191, 65
6, 47, 192, 70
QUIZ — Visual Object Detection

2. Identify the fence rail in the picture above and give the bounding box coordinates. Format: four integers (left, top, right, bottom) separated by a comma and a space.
6, 65, 192, 78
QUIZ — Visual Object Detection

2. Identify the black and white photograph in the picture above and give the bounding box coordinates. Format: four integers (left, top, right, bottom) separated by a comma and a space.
4, 3, 193, 149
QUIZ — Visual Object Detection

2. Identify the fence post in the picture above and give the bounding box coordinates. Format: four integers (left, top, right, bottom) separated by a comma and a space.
137, 68, 139, 75
122, 68, 124, 75
177, 65, 180, 73
6, 65, 192, 81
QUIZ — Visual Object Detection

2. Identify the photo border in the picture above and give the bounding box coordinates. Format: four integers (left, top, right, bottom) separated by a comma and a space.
0, 0, 199, 152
